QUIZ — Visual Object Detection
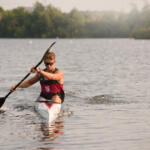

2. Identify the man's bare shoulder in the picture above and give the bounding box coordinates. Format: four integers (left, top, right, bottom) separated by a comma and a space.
56, 69, 63, 75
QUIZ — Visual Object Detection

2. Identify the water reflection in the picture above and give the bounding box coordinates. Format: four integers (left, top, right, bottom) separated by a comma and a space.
88, 94, 132, 105
36, 120, 64, 150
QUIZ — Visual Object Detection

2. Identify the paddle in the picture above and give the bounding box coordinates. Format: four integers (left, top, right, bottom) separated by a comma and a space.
0, 41, 56, 108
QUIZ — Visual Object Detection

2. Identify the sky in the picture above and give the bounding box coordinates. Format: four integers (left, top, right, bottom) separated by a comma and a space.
0, 0, 148, 12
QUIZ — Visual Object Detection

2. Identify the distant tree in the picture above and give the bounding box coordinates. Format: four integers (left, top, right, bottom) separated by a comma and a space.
132, 27, 150, 39
66, 8, 86, 37
0, 6, 3, 13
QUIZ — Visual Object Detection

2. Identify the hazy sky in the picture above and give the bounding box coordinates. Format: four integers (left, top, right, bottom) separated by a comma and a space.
0, 0, 147, 12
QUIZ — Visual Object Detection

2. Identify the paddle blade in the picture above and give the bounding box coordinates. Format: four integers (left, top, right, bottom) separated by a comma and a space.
0, 97, 6, 108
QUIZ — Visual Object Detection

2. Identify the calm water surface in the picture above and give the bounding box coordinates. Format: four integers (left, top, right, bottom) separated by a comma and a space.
0, 39, 150, 150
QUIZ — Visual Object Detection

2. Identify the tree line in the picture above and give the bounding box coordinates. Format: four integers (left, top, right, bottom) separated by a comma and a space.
0, 2, 150, 39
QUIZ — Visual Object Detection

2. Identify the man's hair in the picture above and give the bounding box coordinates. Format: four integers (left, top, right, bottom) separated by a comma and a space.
44, 51, 56, 60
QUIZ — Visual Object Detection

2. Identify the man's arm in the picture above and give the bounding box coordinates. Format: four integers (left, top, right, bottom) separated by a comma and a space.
19, 74, 40, 88
11, 74, 40, 91
36, 69, 63, 82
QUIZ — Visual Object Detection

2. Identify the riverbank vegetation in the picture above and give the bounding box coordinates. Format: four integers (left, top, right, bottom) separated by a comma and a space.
0, 2, 150, 39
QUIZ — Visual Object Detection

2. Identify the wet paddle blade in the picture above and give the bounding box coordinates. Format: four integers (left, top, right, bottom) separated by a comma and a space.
0, 97, 6, 108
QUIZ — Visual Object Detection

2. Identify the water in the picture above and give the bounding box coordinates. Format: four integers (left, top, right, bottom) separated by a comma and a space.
0, 38, 150, 150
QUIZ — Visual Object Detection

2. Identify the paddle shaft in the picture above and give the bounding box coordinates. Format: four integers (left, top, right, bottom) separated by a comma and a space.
4, 41, 56, 100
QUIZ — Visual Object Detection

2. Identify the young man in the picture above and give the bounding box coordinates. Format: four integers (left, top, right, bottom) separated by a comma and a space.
11, 51, 65, 104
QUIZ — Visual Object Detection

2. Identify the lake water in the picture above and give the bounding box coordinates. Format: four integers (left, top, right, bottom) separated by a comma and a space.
0, 38, 150, 150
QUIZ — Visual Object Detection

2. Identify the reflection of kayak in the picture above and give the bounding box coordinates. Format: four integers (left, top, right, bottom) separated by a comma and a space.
35, 102, 61, 123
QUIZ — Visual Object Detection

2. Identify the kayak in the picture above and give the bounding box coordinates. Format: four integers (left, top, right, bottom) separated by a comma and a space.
35, 101, 61, 124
